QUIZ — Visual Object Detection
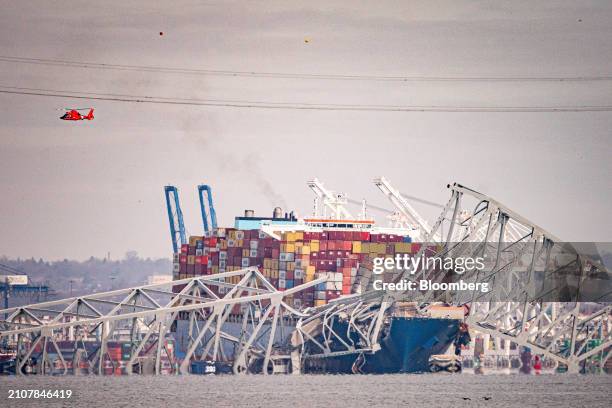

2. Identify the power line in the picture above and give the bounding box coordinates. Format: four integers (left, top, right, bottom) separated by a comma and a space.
2, 85, 611, 112
2, 55, 612, 83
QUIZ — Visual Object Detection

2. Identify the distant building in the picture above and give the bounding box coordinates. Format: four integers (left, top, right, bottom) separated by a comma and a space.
147, 275, 172, 285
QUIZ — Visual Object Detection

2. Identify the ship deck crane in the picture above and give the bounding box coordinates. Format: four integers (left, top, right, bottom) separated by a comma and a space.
307, 178, 353, 220
373, 176, 439, 241
197, 184, 218, 233
164, 186, 186, 254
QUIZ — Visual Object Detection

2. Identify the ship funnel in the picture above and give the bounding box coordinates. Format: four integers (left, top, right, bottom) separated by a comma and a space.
244, 209, 255, 218
273, 207, 283, 218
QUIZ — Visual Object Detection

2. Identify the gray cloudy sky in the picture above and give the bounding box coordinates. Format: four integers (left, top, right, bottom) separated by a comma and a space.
0, 1, 611, 260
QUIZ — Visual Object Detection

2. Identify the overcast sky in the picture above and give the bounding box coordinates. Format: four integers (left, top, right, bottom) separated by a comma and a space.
0, 1, 610, 260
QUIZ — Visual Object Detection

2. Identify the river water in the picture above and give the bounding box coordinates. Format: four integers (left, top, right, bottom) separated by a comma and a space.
0, 373, 610, 407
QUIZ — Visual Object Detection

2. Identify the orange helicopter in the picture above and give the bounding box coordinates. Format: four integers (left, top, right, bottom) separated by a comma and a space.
60, 108, 94, 121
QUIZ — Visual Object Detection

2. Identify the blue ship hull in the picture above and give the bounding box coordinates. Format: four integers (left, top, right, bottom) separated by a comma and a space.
305, 317, 461, 374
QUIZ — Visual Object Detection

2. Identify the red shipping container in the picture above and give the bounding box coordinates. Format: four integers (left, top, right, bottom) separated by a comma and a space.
179, 254, 188, 263
195, 264, 203, 274
179, 263, 187, 274
360, 231, 370, 241
326, 290, 341, 299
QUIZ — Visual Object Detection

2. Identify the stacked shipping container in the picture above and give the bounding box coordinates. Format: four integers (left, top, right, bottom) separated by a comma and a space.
173, 228, 416, 309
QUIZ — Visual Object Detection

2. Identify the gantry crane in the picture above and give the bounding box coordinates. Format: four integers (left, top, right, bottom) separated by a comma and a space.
164, 186, 186, 254
373, 176, 439, 241
307, 178, 353, 220
197, 184, 217, 233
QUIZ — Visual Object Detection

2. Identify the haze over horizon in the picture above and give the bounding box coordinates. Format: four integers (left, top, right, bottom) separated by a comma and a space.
1, 1, 611, 260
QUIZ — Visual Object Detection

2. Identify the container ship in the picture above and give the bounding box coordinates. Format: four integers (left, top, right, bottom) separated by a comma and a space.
170, 179, 466, 373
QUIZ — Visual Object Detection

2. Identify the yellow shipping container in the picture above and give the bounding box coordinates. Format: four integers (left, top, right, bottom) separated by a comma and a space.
352, 241, 362, 253
315, 299, 327, 307
310, 240, 319, 252
294, 241, 303, 248
295, 232, 304, 241
287, 262, 295, 271
189, 236, 199, 246
286, 243, 295, 253
395, 242, 411, 253
242, 249, 250, 257
307, 265, 316, 275
187, 255, 195, 265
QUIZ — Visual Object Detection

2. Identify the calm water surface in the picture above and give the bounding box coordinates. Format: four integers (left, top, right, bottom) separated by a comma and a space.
0, 373, 610, 407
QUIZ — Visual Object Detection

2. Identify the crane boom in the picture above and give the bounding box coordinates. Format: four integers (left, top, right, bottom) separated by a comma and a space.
306, 178, 353, 219
197, 184, 218, 233
164, 186, 186, 253
373, 176, 439, 241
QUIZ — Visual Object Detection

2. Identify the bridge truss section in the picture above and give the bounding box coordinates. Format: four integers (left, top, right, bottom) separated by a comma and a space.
0, 267, 323, 375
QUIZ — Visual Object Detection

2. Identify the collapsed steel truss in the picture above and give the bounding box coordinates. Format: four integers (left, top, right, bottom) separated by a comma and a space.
294, 183, 611, 373
440, 184, 611, 373
0, 267, 323, 375
1, 183, 610, 375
